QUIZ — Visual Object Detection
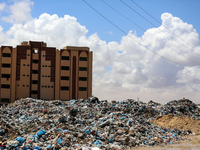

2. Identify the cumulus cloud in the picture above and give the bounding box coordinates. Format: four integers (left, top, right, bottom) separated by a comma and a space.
0, 2, 6, 13
0, 7, 200, 104
1, 0, 33, 24
6, 13, 88, 47
177, 67, 200, 84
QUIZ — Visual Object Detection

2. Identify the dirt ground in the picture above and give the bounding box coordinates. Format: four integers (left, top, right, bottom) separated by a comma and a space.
152, 114, 200, 134
133, 114, 200, 150
133, 134, 200, 150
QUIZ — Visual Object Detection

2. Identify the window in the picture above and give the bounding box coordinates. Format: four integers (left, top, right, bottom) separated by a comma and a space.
42, 65, 44, 67
61, 66, 69, 70
61, 86, 69, 91
23, 64, 26, 66
32, 70, 38, 74
23, 74, 25, 76
61, 56, 69, 60
32, 80, 38, 84
2, 53, 11, 57
2, 63, 11, 68
79, 77, 87, 81
51, 86, 53, 88
79, 67, 87, 71
48, 86, 50, 88
1, 84, 10, 89
79, 57, 87, 61
1, 98, 9, 103
2, 74, 10, 78
27, 75, 29, 77
61, 76, 69, 80
33, 60, 38, 64
31, 90, 38, 94
79, 87, 87, 91
27, 64, 30, 66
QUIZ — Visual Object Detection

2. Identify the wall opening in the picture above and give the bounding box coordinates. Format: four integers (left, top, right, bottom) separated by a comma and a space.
61, 56, 69, 60
2, 53, 11, 57
72, 56, 76, 99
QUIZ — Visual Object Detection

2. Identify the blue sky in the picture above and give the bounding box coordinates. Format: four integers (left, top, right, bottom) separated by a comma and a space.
34, 0, 200, 42
1, 0, 200, 43
0, 0, 200, 103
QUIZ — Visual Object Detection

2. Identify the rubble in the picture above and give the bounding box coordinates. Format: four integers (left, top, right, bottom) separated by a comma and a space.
0, 97, 199, 149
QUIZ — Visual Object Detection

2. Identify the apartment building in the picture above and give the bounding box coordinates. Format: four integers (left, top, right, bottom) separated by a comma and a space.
0, 41, 92, 104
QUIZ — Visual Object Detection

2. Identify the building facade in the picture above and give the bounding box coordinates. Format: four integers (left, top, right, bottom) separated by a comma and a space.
0, 41, 92, 104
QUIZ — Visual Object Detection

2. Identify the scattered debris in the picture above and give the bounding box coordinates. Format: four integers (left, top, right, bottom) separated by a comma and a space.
0, 98, 199, 149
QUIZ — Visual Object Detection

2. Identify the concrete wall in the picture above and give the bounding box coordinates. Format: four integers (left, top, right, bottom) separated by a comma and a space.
0, 41, 93, 104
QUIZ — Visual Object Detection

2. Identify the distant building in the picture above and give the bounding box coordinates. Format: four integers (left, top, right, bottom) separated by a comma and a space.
0, 41, 92, 104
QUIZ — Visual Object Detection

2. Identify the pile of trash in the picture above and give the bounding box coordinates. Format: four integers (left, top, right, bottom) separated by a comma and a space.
0, 97, 199, 149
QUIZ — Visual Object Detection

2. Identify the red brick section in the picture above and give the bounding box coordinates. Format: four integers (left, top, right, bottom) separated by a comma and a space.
43, 47, 56, 82
16, 46, 29, 81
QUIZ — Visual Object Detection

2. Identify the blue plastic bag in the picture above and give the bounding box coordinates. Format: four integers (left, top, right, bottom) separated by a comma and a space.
16, 137, 25, 144
37, 129, 47, 136
34, 146, 42, 150
57, 138, 63, 144
85, 130, 90, 134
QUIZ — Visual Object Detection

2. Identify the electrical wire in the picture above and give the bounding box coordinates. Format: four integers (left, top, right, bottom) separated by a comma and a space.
120, 0, 200, 58
100, 0, 199, 66
130, 0, 200, 55
82, 0, 185, 66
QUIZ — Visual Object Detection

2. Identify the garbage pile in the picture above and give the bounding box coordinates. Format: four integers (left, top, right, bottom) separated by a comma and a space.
0, 97, 199, 149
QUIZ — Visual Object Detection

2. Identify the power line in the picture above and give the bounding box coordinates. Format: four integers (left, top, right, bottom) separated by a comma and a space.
130, 0, 200, 55
120, 0, 200, 58
82, 0, 185, 66
130, 0, 160, 25
100, 0, 144, 32
100, 0, 199, 66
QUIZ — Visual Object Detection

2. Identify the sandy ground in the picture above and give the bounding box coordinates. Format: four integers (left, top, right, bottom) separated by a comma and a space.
133, 134, 200, 150
133, 114, 200, 150
152, 114, 200, 134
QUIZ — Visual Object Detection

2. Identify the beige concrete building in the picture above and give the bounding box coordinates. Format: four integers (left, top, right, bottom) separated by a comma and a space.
0, 41, 92, 104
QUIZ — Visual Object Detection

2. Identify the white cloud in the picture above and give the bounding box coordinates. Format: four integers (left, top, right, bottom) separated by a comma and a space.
0, 2, 6, 13
0, 10, 200, 104
0, 26, 9, 43
1, 0, 33, 24
177, 67, 200, 84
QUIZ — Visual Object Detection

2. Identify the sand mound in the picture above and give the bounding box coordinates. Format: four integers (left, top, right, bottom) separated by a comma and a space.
152, 114, 200, 134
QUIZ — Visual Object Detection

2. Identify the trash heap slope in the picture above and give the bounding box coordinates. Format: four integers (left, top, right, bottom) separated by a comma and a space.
0, 98, 199, 149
